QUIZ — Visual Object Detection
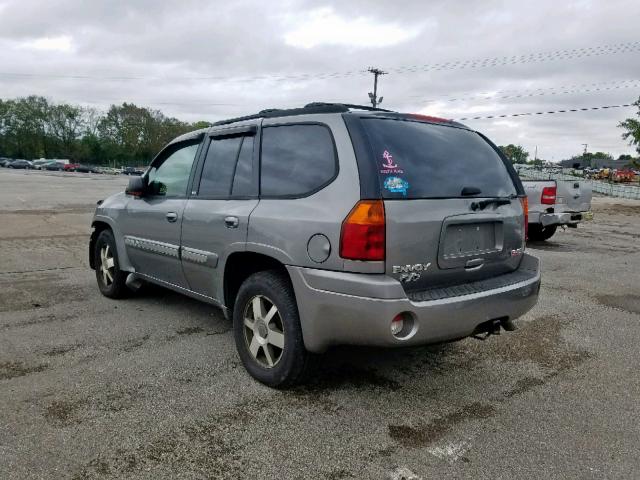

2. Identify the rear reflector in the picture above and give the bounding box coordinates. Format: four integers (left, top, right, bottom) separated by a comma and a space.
541, 185, 557, 205
520, 196, 529, 241
340, 200, 385, 261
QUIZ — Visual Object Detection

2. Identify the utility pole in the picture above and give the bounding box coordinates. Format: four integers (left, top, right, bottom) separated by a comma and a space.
367, 67, 387, 108
582, 143, 590, 168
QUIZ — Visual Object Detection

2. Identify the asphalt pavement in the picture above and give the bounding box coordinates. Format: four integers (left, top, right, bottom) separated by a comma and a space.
1, 168, 639, 479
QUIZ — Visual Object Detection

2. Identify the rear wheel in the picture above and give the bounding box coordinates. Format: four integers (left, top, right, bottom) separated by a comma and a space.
94, 229, 129, 298
528, 224, 557, 241
233, 270, 309, 388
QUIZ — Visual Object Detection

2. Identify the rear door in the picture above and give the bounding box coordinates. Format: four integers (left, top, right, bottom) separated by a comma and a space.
180, 125, 259, 301
355, 117, 525, 291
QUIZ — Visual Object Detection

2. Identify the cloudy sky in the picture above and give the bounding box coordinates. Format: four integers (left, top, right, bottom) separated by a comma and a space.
1, 0, 639, 160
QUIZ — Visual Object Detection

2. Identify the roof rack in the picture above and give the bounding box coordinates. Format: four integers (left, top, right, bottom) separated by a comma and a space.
212, 102, 393, 126
304, 102, 393, 112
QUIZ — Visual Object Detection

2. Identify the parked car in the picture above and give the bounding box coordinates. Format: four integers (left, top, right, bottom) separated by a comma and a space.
0, 158, 14, 167
63, 163, 81, 172
44, 161, 65, 171
89, 103, 541, 387
32, 159, 50, 170
8, 159, 33, 169
522, 179, 592, 241
74, 164, 100, 173
121, 166, 144, 175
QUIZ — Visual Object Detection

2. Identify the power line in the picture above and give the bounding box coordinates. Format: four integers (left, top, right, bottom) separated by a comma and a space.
392, 41, 640, 75
457, 103, 635, 121
411, 78, 640, 100
0, 41, 638, 84
417, 79, 640, 104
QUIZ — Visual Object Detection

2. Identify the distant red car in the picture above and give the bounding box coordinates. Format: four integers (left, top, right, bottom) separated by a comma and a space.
63, 163, 80, 172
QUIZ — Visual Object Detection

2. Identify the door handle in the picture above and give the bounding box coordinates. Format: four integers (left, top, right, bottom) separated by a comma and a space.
224, 216, 239, 228
166, 212, 178, 223
465, 258, 484, 270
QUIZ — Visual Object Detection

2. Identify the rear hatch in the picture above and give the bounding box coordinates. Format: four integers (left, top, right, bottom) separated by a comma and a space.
355, 115, 525, 292
556, 181, 591, 213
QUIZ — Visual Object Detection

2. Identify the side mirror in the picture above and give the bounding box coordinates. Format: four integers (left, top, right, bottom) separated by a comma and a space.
125, 176, 147, 197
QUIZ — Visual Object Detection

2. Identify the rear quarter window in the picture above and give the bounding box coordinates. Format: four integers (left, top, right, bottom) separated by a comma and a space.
361, 118, 517, 199
260, 124, 337, 197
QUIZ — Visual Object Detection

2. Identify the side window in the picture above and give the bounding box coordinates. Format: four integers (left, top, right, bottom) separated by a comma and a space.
198, 136, 243, 197
260, 124, 336, 197
231, 136, 254, 196
147, 141, 199, 197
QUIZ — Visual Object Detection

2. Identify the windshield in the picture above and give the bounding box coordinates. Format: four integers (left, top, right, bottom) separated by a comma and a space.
360, 118, 517, 199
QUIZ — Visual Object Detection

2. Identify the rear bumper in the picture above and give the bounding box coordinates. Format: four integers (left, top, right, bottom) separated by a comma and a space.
287, 254, 541, 353
530, 211, 589, 226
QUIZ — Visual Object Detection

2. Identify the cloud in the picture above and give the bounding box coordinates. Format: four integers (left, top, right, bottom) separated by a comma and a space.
20, 35, 74, 52
0, 0, 638, 160
283, 7, 424, 49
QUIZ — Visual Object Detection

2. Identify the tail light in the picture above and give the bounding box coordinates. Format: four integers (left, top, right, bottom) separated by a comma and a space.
541, 185, 556, 205
340, 200, 385, 261
520, 196, 529, 241
408, 113, 451, 123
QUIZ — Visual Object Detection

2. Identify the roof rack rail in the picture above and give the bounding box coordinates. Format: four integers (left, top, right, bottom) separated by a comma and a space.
211, 102, 394, 127
304, 102, 393, 112
213, 103, 352, 126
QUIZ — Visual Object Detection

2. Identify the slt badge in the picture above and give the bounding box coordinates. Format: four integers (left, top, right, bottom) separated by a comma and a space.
392, 262, 431, 283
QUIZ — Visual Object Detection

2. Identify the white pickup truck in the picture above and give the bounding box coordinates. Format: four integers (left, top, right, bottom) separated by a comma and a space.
522, 179, 592, 241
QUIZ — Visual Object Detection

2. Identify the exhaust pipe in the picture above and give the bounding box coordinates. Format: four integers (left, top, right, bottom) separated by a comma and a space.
500, 318, 517, 331
472, 317, 516, 340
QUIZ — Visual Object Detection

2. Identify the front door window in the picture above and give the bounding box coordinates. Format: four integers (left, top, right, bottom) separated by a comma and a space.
147, 142, 200, 197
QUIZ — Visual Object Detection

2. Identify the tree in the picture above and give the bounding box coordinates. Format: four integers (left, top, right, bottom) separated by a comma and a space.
0, 95, 209, 165
48, 103, 86, 159
619, 97, 640, 154
97, 103, 195, 166
499, 144, 529, 164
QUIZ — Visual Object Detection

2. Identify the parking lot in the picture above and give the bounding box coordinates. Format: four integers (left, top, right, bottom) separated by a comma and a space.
1, 168, 639, 479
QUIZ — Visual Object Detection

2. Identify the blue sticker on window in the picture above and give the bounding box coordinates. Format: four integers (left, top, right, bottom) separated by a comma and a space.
384, 176, 409, 196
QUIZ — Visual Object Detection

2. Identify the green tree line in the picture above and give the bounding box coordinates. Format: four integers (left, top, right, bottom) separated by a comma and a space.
0, 96, 209, 166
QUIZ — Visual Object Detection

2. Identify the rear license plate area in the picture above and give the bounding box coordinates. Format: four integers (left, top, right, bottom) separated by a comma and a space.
441, 222, 500, 259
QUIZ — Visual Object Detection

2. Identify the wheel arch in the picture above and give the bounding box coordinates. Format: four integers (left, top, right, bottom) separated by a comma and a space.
223, 251, 292, 312
89, 216, 134, 272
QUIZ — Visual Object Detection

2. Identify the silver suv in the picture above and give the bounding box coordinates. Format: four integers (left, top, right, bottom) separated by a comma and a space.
90, 103, 540, 387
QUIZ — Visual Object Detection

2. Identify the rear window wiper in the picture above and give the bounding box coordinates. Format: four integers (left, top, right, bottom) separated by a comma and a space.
471, 195, 517, 211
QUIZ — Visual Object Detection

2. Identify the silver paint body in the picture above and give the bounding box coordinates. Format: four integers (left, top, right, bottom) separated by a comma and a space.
523, 179, 592, 226
92, 112, 541, 353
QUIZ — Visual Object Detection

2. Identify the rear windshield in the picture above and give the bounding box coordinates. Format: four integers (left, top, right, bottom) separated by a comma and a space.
360, 118, 517, 199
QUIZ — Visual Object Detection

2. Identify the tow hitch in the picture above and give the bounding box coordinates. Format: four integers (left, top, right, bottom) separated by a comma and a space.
471, 317, 516, 341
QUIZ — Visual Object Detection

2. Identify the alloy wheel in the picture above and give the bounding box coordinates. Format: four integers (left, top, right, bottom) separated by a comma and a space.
99, 244, 115, 287
243, 295, 285, 368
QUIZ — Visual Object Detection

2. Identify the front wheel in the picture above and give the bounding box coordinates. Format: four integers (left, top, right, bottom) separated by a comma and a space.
233, 270, 309, 388
528, 224, 557, 241
94, 229, 129, 298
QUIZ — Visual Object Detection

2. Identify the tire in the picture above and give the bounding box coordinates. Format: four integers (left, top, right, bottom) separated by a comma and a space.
93, 229, 129, 298
233, 270, 309, 388
528, 224, 557, 241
